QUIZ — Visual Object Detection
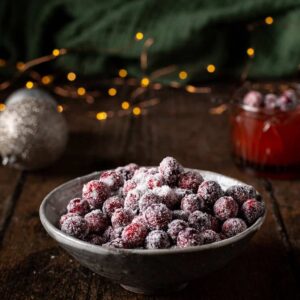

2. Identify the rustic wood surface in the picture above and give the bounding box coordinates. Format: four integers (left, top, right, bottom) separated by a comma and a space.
0, 86, 299, 299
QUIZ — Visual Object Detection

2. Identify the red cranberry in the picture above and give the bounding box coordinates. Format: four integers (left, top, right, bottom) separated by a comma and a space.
243, 91, 263, 107
103, 226, 121, 241
278, 90, 297, 111
213, 196, 238, 221
99, 171, 124, 191
172, 210, 189, 221
102, 196, 123, 217
222, 218, 247, 238
139, 191, 161, 212
103, 238, 127, 248
153, 186, 178, 208
159, 156, 183, 186
167, 219, 188, 242
61, 215, 89, 239
178, 171, 203, 192
146, 173, 165, 189
82, 180, 110, 209
122, 222, 148, 248
111, 208, 134, 228
67, 198, 90, 215
225, 185, 256, 206
132, 215, 148, 227
188, 210, 214, 232
181, 194, 203, 213
116, 163, 139, 180
197, 181, 223, 208
59, 212, 79, 226
145, 230, 171, 249
123, 179, 137, 196
177, 227, 202, 248
200, 230, 220, 244
211, 216, 220, 232
86, 234, 106, 245
84, 209, 108, 233
124, 189, 141, 212
241, 199, 265, 224
143, 203, 172, 230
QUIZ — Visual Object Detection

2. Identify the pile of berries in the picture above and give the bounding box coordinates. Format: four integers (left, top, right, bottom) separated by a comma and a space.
59, 157, 265, 249
242, 89, 299, 111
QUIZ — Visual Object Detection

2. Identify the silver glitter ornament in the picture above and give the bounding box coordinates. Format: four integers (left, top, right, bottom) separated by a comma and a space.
0, 88, 68, 170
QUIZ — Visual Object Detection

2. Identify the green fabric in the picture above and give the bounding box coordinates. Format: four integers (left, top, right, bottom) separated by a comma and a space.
1, 0, 300, 81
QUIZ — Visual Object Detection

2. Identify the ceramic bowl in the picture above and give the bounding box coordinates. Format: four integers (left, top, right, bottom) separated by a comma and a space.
39, 169, 266, 295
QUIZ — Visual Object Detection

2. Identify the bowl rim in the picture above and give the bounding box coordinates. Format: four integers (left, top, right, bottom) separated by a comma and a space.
39, 169, 266, 255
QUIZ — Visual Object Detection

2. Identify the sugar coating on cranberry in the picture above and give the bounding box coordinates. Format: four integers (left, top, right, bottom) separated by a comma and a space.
132, 167, 149, 183
225, 185, 256, 206
174, 188, 192, 201
167, 219, 188, 242
178, 171, 203, 192
122, 222, 148, 248
172, 210, 189, 221
181, 194, 203, 213
243, 91, 263, 108
59, 212, 80, 226
102, 196, 124, 217
84, 209, 108, 233
146, 173, 165, 189
67, 198, 90, 215
159, 156, 184, 186
153, 185, 178, 208
143, 203, 172, 230
197, 180, 223, 208
213, 196, 238, 221
177, 227, 202, 248
103, 226, 120, 241
86, 234, 106, 245
82, 180, 110, 209
103, 238, 127, 248
188, 210, 214, 232
123, 179, 137, 196
264, 93, 277, 110
124, 189, 141, 212
132, 215, 148, 227
222, 218, 247, 238
116, 163, 139, 180
139, 191, 161, 212
200, 230, 220, 245
111, 208, 134, 228
145, 230, 171, 249
241, 199, 265, 224
99, 171, 124, 191
61, 215, 89, 239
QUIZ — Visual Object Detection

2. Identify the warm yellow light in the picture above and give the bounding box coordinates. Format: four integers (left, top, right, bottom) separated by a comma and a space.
135, 32, 144, 40
26, 81, 34, 89
41, 75, 52, 85
16, 61, 25, 71
141, 77, 150, 87
206, 64, 216, 73
179, 71, 188, 80
67, 72, 76, 81
0, 103, 6, 111
265, 16, 274, 25
186, 85, 197, 93
96, 111, 107, 120
118, 69, 128, 78
133, 107, 141, 116
77, 87, 86, 96
0, 59, 6, 67
108, 88, 117, 96
247, 48, 255, 57
57, 105, 63, 113
52, 49, 60, 56
121, 101, 130, 110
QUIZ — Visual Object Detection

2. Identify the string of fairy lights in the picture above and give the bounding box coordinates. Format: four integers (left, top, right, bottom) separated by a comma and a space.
0, 15, 276, 118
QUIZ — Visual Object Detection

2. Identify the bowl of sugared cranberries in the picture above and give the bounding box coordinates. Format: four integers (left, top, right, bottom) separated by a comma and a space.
40, 157, 266, 295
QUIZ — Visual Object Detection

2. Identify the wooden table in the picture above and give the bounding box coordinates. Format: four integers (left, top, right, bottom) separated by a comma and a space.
0, 86, 299, 299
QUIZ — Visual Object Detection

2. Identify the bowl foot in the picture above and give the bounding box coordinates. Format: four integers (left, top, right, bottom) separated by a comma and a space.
120, 282, 188, 295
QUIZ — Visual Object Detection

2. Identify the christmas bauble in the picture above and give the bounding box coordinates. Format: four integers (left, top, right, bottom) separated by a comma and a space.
0, 88, 68, 170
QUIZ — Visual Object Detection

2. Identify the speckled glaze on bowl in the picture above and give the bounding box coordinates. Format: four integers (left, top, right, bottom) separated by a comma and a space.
39, 169, 266, 295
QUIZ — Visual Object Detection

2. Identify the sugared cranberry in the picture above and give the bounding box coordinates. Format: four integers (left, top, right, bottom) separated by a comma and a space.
210, 216, 220, 232
225, 185, 256, 206
181, 194, 203, 213
264, 93, 277, 110
222, 218, 247, 238
67, 198, 90, 215
145, 230, 171, 249
241, 199, 265, 224
139, 191, 161, 212
82, 180, 110, 209
277, 94, 297, 111
61, 215, 89, 239
132, 167, 149, 183
243, 91, 263, 107
103, 238, 126, 248
84, 209, 108, 233
200, 230, 220, 244
124, 189, 141, 212
99, 171, 124, 191
143, 203, 172, 230
172, 210, 189, 221
132, 215, 148, 227
178, 171, 203, 192
86, 234, 106, 245
123, 179, 137, 196
153, 186, 178, 208
188, 210, 214, 232
173, 188, 192, 201
102, 196, 123, 217
111, 208, 134, 228
146, 173, 165, 189
177, 227, 202, 248
167, 219, 188, 242
103, 226, 121, 241
197, 181, 223, 208
59, 212, 79, 226
116, 163, 139, 180
159, 156, 184, 186
122, 222, 148, 248
213, 196, 238, 221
